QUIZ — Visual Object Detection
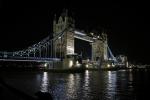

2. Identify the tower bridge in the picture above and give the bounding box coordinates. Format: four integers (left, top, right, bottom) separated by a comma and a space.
0, 9, 119, 69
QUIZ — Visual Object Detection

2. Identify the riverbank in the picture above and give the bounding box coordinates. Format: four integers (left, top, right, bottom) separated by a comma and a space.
0, 67, 140, 73
0, 67, 86, 73
1, 63, 150, 73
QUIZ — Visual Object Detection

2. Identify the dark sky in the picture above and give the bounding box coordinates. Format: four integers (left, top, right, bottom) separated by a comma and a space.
0, 1, 150, 64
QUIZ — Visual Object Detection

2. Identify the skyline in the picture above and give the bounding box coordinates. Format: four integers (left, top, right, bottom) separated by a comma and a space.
0, 1, 150, 64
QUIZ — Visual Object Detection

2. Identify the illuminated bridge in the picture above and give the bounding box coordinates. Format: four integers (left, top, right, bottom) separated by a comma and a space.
0, 10, 118, 69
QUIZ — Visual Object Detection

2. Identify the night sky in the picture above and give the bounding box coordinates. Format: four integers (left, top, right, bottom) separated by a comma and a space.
0, 1, 150, 64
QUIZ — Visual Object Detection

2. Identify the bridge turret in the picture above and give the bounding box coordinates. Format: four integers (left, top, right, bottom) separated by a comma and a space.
52, 9, 76, 69
91, 31, 109, 68
52, 9, 75, 59
53, 9, 75, 36
53, 14, 57, 34
102, 32, 108, 61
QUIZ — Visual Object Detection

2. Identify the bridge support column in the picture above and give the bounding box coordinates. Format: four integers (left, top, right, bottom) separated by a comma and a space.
63, 57, 75, 69
91, 36, 108, 68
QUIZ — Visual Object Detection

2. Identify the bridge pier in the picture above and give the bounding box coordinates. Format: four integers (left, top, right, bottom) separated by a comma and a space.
63, 58, 74, 69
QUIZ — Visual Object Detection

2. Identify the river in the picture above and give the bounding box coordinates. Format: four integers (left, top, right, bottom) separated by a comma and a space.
0, 69, 150, 100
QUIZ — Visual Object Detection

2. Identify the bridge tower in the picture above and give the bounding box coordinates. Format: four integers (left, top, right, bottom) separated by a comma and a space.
91, 32, 108, 68
53, 9, 75, 68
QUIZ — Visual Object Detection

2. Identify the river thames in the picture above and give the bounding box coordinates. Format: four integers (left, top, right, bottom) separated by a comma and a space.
0, 69, 150, 100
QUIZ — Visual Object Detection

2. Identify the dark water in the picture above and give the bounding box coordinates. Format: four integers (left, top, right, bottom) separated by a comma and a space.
1, 69, 150, 100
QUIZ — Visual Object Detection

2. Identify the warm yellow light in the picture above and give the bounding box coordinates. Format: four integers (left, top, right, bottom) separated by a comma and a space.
76, 61, 79, 64
58, 36, 61, 39
126, 62, 129, 68
87, 59, 89, 62
90, 32, 94, 35
75, 61, 81, 67
44, 63, 48, 67
86, 64, 89, 68
107, 64, 110, 68
69, 60, 73, 68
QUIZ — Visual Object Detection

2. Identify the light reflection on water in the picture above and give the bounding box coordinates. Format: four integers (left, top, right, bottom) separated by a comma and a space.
83, 70, 92, 99
129, 70, 133, 82
37, 71, 135, 100
85, 70, 89, 87
106, 71, 117, 99
40, 72, 49, 92
2, 70, 149, 100
66, 74, 76, 99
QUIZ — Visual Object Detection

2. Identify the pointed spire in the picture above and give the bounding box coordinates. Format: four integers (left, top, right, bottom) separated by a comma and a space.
54, 14, 56, 20
66, 9, 68, 16
61, 8, 68, 17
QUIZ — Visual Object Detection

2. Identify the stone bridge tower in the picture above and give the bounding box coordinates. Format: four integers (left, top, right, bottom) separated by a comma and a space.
53, 9, 75, 68
91, 32, 108, 68
53, 9, 75, 58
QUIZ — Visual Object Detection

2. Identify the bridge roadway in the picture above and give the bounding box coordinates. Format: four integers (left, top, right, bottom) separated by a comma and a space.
0, 57, 60, 63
